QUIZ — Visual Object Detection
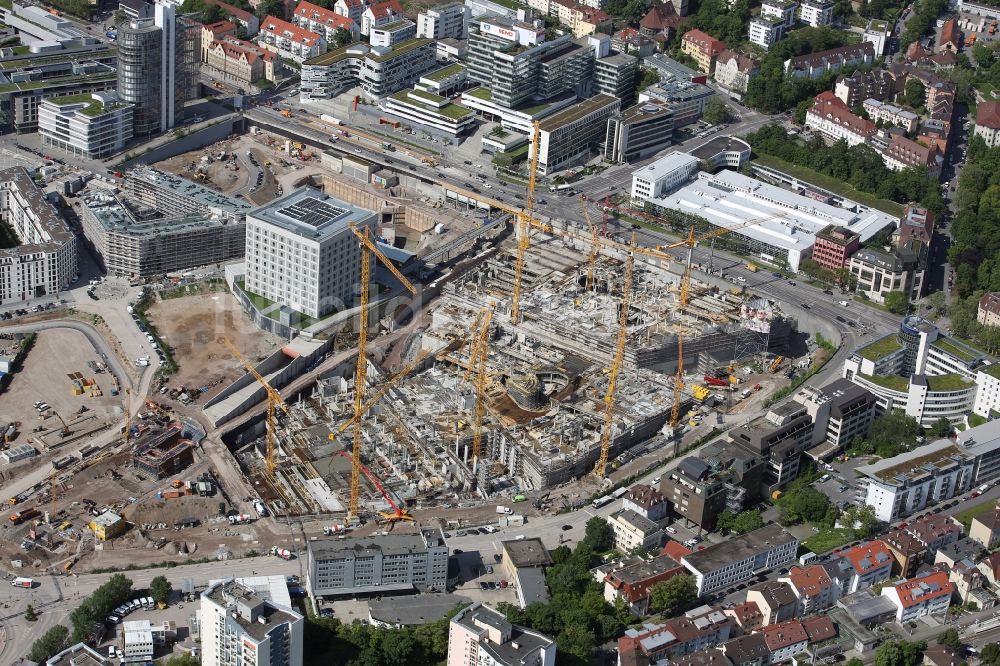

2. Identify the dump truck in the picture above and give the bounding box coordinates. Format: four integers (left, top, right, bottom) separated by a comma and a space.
10, 508, 39, 525
691, 385, 710, 402
745, 263, 758, 272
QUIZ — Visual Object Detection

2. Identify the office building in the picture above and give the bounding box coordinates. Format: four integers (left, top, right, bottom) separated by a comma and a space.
536, 94, 620, 174
258, 16, 325, 62
848, 246, 922, 304
812, 224, 860, 271
662, 453, 761, 531
593, 52, 638, 105
122, 620, 155, 663
785, 42, 875, 79
728, 403, 815, 492
370, 19, 416, 47
605, 100, 675, 163
205, 37, 280, 88
0, 168, 77, 304
38, 92, 132, 159
681, 525, 798, 596
974, 102, 1000, 148
201, 579, 304, 666
798, 0, 833, 26
117, 4, 200, 136
244, 187, 376, 320
791, 379, 877, 453
607, 508, 663, 553
629, 151, 699, 201
681, 29, 726, 74
46, 643, 110, 666
805, 91, 876, 146
294, 0, 360, 44
447, 603, 556, 666
714, 50, 759, 98
417, 3, 469, 39
306, 527, 448, 597
381, 88, 476, 136
500, 538, 553, 608
80, 167, 251, 277
0, 45, 117, 133
301, 38, 438, 101
881, 571, 952, 622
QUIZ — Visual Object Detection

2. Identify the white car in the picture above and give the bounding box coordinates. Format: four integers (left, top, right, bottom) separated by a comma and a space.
839, 300, 849, 306
665, 526, 677, 534
736, 276, 747, 283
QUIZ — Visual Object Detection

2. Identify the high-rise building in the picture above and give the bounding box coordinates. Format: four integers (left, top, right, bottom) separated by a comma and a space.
117, 3, 200, 136
200, 579, 304, 666
447, 603, 556, 666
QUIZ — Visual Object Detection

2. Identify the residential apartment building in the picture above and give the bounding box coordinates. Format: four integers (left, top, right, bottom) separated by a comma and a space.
370, 19, 417, 47
778, 565, 839, 616
203, 0, 259, 35
812, 224, 860, 271
618, 607, 734, 662
976, 364, 1000, 419
714, 50, 759, 98
863, 99, 919, 133
38, 92, 132, 160
798, 0, 833, 26
0, 168, 77, 304
882, 530, 928, 578
805, 91, 876, 146
848, 247, 922, 304
447, 603, 556, 666
863, 19, 891, 55
202, 20, 237, 59
834, 69, 892, 108
417, 3, 469, 39
728, 403, 815, 493
622, 483, 670, 521
882, 134, 941, 174
607, 508, 664, 553
978, 293, 1000, 327
746, 581, 797, 625
536, 94, 621, 174
603, 553, 686, 615
306, 527, 448, 596
760, 0, 796, 31
681, 29, 726, 74
748, 16, 787, 49
721, 634, 769, 666
258, 16, 326, 62
205, 37, 279, 87
301, 38, 438, 101
681, 525, 798, 596
785, 42, 875, 79
881, 571, 953, 622
200, 580, 304, 666
907, 514, 963, 557
724, 602, 764, 635
244, 188, 377, 320
294, 0, 360, 43
761, 621, 808, 665
833, 541, 894, 593
974, 101, 1000, 148
362, 0, 405, 36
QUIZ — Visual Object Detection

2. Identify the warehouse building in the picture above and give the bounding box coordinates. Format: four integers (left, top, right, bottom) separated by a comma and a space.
306, 527, 448, 597
1, 443, 37, 464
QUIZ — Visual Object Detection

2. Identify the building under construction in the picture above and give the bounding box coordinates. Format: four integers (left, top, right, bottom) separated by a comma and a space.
132, 426, 195, 479
219, 227, 794, 516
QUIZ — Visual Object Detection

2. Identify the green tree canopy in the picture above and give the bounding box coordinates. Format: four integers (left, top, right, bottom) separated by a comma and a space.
885, 291, 909, 315
29, 625, 69, 662
649, 574, 698, 616
150, 575, 172, 606
937, 628, 963, 652
903, 79, 926, 109
703, 97, 730, 125
930, 417, 953, 438
582, 517, 613, 552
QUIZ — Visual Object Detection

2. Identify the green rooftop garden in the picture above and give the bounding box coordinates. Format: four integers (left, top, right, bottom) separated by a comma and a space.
368, 38, 433, 63
467, 87, 492, 100
518, 100, 552, 116
424, 62, 464, 81
408, 88, 444, 103
858, 336, 902, 362
982, 364, 1000, 380
925, 373, 975, 392
874, 444, 961, 481
488, 0, 524, 9
439, 103, 472, 119
859, 373, 909, 392
48, 92, 94, 105
932, 337, 978, 363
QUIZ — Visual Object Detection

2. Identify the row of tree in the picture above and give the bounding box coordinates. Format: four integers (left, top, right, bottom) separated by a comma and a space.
746, 124, 947, 214
948, 137, 1000, 302
899, 0, 947, 48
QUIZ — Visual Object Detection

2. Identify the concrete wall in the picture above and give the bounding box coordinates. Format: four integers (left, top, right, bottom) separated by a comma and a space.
119, 117, 240, 170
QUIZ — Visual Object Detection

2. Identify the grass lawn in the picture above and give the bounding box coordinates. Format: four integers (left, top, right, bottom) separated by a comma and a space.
803, 527, 855, 554
752, 155, 905, 217
970, 414, 988, 428
956, 499, 997, 530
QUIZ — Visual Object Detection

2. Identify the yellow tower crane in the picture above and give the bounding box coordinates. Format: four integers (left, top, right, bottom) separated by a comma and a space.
510, 120, 541, 324
465, 307, 495, 473
347, 223, 416, 523
333, 348, 432, 436
669, 336, 684, 456
579, 201, 600, 293
594, 245, 634, 478
222, 337, 290, 479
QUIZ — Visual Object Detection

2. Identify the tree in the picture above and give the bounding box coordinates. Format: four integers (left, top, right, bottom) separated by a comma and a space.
981, 643, 1000, 665
937, 628, 963, 652
637, 68, 661, 93
163, 656, 202, 666
777, 484, 832, 525
332, 27, 353, 47
25, 603, 37, 621
703, 97, 730, 125
846, 659, 864, 666
794, 98, 812, 125
930, 417, 953, 438
875, 640, 928, 666
718, 510, 764, 534
29, 625, 69, 662
885, 290, 909, 315
150, 575, 172, 607
649, 574, 698, 616
581, 517, 613, 552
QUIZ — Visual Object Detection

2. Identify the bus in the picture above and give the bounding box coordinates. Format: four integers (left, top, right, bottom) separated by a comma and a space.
592, 496, 613, 508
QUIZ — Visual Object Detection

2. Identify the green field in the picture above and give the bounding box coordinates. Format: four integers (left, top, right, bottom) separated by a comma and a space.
956, 499, 997, 529
803, 527, 855, 554
752, 155, 905, 217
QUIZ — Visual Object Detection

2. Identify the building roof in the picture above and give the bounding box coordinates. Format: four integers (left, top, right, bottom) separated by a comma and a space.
682, 29, 726, 55
908, 514, 962, 546
515, 566, 551, 605
761, 620, 808, 650
452, 603, 555, 662
502, 537, 554, 568
606, 554, 684, 602
722, 634, 768, 664
640, 3, 680, 31
261, 15, 322, 46
980, 551, 1000, 580
295, 1, 355, 30
978, 101, 1000, 130
611, 508, 661, 535
624, 483, 667, 510
972, 505, 1000, 533
885, 570, 952, 608
786, 565, 832, 598
633, 152, 700, 185
885, 133, 939, 169
367, 0, 403, 18
204, 20, 237, 36
716, 49, 758, 73
938, 18, 961, 46
537, 94, 619, 132
838, 540, 893, 575
684, 525, 796, 573
800, 616, 836, 642
308, 530, 442, 560
203, 580, 301, 642
809, 90, 876, 138
249, 187, 375, 240
788, 42, 874, 72
671, 649, 733, 666
689, 135, 750, 161
924, 645, 962, 666
204, 0, 256, 24
883, 529, 927, 557
369, 593, 470, 625
750, 580, 798, 608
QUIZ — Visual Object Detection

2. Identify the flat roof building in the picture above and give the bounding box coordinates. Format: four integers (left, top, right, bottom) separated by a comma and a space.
201, 579, 304, 666
301, 38, 438, 101
537, 93, 620, 174
39, 92, 132, 160
306, 527, 448, 597
245, 188, 377, 320
605, 100, 675, 164
447, 602, 556, 666
682, 525, 798, 596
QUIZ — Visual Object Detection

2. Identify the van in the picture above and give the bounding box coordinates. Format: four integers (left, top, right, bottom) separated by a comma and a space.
145, 596, 154, 608
819, 474, 830, 483
980, 483, 991, 493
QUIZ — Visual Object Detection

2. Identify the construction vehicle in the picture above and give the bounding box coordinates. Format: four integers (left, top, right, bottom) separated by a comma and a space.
10, 508, 39, 525
270, 546, 293, 560
228, 513, 253, 525
345, 224, 416, 523
769, 356, 784, 373
746, 263, 758, 272
280, 109, 292, 118
222, 338, 290, 480
213, 81, 225, 89
704, 375, 729, 387
594, 239, 634, 477
323, 524, 348, 535
51, 410, 70, 437
691, 385, 710, 402
171, 479, 184, 489
464, 306, 495, 474
510, 120, 542, 324
332, 349, 432, 436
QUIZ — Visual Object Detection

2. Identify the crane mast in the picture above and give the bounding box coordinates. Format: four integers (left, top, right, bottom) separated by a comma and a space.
594, 248, 634, 477
510, 120, 541, 324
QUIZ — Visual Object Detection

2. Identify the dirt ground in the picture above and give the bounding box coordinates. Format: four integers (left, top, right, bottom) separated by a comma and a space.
0, 328, 123, 434
156, 136, 249, 195
145, 292, 284, 403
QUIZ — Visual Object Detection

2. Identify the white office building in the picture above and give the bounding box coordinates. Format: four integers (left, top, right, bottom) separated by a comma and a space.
417, 3, 469, 39
200, 579, 304, 666
760, 0, 797, 27
122, 620, 155, 664
863, 19, 891, 56
975, 364, 1000, 419
629, 151, 699, 202
681, 525, 798, 596
798, 0, 833, 25
39, 92, 132, 159
306, 527, 449, 597
244, 188, 377, 320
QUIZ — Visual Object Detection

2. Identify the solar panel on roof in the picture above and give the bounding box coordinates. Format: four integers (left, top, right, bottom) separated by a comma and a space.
278, 196, 348, 227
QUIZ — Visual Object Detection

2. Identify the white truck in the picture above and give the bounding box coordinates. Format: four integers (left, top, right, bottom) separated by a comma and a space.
323, 524, 347, 535
496, 505, 512, 515
228, 513, 252, 525
270, 546, 293, 560
11, 577, 33, 588
254, 500, 268, 518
